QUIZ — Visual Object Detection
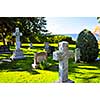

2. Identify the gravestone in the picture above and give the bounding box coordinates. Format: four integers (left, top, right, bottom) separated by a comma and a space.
7, 41, 11, 49
10, 27, 25, 60
29, 43, 33, 49
32, 52, 47, 68
75, 48, 80, 63
44, 42, 50, 54
44, 42, 55, 55
0, 45, 11, 54
53, 41, 74, 83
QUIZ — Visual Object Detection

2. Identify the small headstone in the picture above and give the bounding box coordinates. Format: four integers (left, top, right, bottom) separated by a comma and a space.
7, 41, 11, 49
44, 42, 55, 55
10, 27, 25, 60
0, 45, 11, 54
29, 43, 33, 49
49, 46, 55, 55
32, 52, 47, 68
44, 42, 50, 53
75, 48, 80, 63
53, 41, 74, 83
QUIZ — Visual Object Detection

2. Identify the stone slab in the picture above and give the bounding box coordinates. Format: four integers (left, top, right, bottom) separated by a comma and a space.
1, 59, 12, 62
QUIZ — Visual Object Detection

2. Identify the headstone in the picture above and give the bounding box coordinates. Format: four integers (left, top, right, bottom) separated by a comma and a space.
49, 46, 55, 55
32, 52, 47, 68
7, 41, 11, 49
10, 27, 25, 60
75, 48, 80, 63
44, 42, 55, 55
29, 43, 33, 49
53, 41, 74, 83
0, 45, 11, 54
44, 42, 50, 53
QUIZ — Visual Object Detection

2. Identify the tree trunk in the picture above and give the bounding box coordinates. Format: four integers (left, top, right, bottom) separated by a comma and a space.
2, 33, 6, 46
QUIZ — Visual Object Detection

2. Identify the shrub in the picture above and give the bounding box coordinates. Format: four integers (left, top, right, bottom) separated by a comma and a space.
76, 29, 99, 62
46, 35, 75, 44
39, 60, 49, 70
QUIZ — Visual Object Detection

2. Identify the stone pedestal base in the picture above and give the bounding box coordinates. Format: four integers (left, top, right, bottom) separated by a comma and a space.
10, 49, 25, 60
55, 79, 74, 83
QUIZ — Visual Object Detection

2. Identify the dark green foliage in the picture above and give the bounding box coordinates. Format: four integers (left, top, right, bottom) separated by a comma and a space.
97, 17, 100, 23
45, 35, 75, 44
39, 60, 49, 70
0, 17, 48, 45
76, 29, 99, 62
23, 34, 75, 44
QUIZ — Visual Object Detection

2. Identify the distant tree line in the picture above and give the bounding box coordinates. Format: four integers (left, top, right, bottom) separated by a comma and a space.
25, 34, 75, 44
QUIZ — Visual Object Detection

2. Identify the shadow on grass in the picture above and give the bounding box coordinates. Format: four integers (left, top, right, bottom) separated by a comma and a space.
21, 46, 29, 49
29, 70, 40, 75
69, 58, 100, 73
7, 69, 40, 75
75, 75, 99, 80
0, 56, 40, 75
0, 54, 12, 60
0, 62, 40, 75
47, 66, 59, 72
30, 46, 44, 49
68, 58, 100, 82
75, 67, 98, 70
69, 47, 75, 51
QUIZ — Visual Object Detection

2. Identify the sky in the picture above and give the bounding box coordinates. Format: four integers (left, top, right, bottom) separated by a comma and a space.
46, 17, 99, 34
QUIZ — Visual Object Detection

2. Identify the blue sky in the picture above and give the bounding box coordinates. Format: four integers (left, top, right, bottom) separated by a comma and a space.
46, 17, 99, 34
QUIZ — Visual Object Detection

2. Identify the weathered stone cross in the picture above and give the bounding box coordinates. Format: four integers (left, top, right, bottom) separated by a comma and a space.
13, 27, 22, 50
10, 27, 25, 60
53, 41, 74, 83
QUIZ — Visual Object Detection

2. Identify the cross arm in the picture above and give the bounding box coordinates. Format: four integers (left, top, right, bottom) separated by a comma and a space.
53, 50, 64, 61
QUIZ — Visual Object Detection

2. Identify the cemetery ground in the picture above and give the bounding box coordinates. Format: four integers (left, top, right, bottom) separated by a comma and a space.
0, 42, 100, 83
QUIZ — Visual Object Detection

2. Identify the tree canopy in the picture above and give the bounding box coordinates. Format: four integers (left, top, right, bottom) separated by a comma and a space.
0, 17, 48, 45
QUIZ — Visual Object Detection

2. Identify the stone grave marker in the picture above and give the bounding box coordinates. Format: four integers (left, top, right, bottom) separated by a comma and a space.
44, 42, 55, 55
44, 42, 50, 53
29, 43, 33, 49
53, 41, 74, 83
10, 27, 25, 60
0, 45, 11, 54
75, 48, 81, 63
32, 52, 47, 68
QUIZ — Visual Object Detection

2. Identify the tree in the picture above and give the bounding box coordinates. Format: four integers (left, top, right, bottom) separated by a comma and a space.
97, 17, 100, 23
76, 29, 98, 62
0, 17, 13, 45
93, 17, 100, 44
0, 17, 48, 45
23, 17, 48, 43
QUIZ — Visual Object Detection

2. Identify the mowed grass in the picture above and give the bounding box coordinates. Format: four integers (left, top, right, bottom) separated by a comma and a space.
0, 70, 58, 83
0, 43, 58, 83
0, 42, 100, 83
68, 59, 100, 83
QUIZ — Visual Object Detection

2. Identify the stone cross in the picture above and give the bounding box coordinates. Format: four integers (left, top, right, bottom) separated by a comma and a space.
75, 48, 81, 63
53, 41, 74, 83
13, 27, 22, 50
10, 27, 25, 60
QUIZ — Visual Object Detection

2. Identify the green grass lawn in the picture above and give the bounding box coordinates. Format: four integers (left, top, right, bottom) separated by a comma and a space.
0, 42, 100, 83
